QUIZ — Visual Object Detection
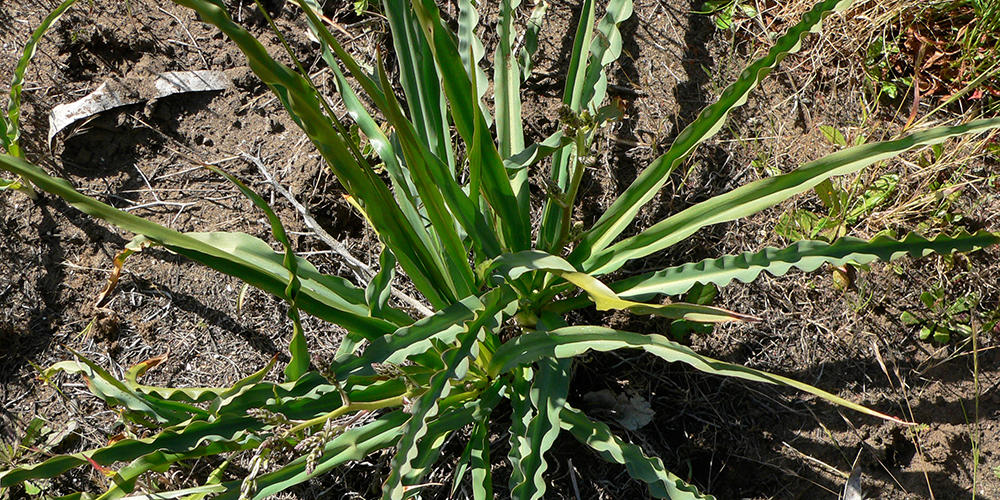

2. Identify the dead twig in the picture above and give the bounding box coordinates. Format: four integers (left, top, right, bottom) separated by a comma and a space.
568, 458, 582, 500
243, 152, 433, 318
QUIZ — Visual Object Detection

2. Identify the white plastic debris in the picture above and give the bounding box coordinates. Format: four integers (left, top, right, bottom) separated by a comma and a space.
48, 70, 231, 146
153, 70, 230, 97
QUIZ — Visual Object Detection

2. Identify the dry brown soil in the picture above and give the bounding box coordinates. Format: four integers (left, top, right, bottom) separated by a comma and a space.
1, 0, 999, 498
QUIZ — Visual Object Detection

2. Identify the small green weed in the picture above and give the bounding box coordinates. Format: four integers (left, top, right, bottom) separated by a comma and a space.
775, 126, 899, 243
900, 287, 999, 343
0, 417, 77, 495
697, 0, 758, 31
353, 0, 369, 16
775, 174, 899, 241
863, 34, 906, 100
862, 0, 1000, 107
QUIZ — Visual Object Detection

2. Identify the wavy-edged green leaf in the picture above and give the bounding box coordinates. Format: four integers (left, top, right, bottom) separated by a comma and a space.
219, 411, 409, 500
579, 0, 634, 111
583, 118, 1000, 274
211, 374, 354, 423
378, 289, 508, 497
44, 349, 193, 425
214, 372, 386, 421
381, 306, 495, 498
505, 313, 566, 499
169, 0, 457, 308
125, 353, 277, 404
490, 250, 756, 322
506, 365, 534, 491
0, 154, 404, 338
495, 0, 525, 158
489, 326, 909, 423
509, 357, 572, 500
536, 0, 597, 251
560, 406, 713, 499
612, 231, 1000, 301
517, 0, 548, 81
469, 420, 493, 500
2, 374, 399, 489
5, 0, 79, 156
409, 0, 531, 251
334, 289, 516, 379
204, 165, 310, 380
119, 484, 226, 500
458, 0, 491, 127
227, 394, 495, 500
367, 245, 397, 317
453, 414, 494, 500
406, 379, 504, 489
95, 440, 246, 500
22, 377, 394, 494
0, 415, 263, 487
381, 0, 455, 169
572, 0, 856, 262
255, 370, 389, 410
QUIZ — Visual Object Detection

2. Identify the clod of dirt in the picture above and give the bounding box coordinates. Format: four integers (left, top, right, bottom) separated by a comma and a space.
581, 388, 655, 431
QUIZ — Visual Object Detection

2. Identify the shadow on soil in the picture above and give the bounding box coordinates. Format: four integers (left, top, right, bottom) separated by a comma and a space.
0, 111, 279, 387
564, 347, 988, 498
578, 0, 733, 238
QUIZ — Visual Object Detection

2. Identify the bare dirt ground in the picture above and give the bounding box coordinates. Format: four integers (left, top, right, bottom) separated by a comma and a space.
1, 0, 999, 498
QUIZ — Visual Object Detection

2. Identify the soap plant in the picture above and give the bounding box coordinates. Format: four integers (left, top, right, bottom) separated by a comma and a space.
2, 0, 1000, 498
